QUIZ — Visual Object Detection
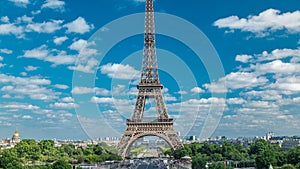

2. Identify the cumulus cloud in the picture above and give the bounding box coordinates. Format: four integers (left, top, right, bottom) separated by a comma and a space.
50, 102, 79, 109
90, 96, 114, 104
190, 87, 205, 94
214, 8, 300, 37
227, 98, 246, 104
236, 54, 252, 63
54, 84, 69, 89
270, 76, 300, 92
0, 102, 39, 110
0, 73, 60, 101
9, 0, 29, 7
54, 36, 68, 45
22, 45, 76, 66
1, 16, 10, 23
253, 60, 300, 75
61, 97, 74, 103
100, 63, 139, 80
0, 23, 23, 36
22, 115, 32, 119
25, 65, 38, 71
26, 20, 63, 33
68, 58, 98, 73
64, 17, 94, 34
72, 86, 110, 96
42, 0, 65, 11
0, 56, 4, 68
0, 49, 13, 54
69, 39, 87, 51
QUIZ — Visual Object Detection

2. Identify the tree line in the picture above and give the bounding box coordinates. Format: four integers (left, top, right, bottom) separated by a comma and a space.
166, 139, 300, 169
0, 139, 122, 169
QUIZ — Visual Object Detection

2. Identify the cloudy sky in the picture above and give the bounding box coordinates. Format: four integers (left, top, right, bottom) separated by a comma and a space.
1, 0, 300, 140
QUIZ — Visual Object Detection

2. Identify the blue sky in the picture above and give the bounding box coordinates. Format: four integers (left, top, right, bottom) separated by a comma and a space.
1, 0, 300, 140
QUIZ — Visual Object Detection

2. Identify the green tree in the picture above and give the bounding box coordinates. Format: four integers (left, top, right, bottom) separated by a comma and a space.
14, 139, 41, 163
295, 162, 300, 169
85, 154, 100, 163
281, 164, 296, 169
210, 153, 223, 162
173, 148, 188, 159
164, 149, 172, 157
287, 147, 300, 165
208, 162, 233, 169
52, 159, 72, 169
39, 140, 55, 156
192, 154, 208, 169
0, 149, 23, 169
249, 140, 277, 169
60, 144, 75, 157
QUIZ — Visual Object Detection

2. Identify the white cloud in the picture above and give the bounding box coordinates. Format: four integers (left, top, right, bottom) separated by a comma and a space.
253, 60, 300, 75
42, 0, 65, 11
0, 56, 4, 68
16, 15, 33, 23
22, 115, 32, 119
54, 84, 69, 89
71, 86, 95, 94
176, 90, 187, 95
203, 82, 227, 93
90, 96, 114, 104
20, 72, 27, 76
26, 20, 63, 33
0, 73, 50, 85
244, 90, 282, 101
68, 57, 98, 73
228, 72, 267, 90
270, 76, 300, 92
64, 17, 94, 34
22, 45, 76, 66
100, 63, 139, 80
71, 86, 110, 96
0, 23, 23, 36
31, 10, 41, 15
190, 87, 205, 94
214, 9, 300, 36
54, 36, 68, 45
236, 54, 252, 63
0, 73, 59, 101
0, 102, 39, 110
69, 39, 87, 51
1, 16, 10, 23
61, 97, 74, 103
25, 65, 38, 71
23, 45, 49, 59
257, 48, 300, 62
0, 48, 13, 54
50, 102, 79, 109
227, 98, 245, 104
9, 0, 29, 7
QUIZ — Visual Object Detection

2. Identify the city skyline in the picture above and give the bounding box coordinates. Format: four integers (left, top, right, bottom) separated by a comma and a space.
1, 0, 300, 140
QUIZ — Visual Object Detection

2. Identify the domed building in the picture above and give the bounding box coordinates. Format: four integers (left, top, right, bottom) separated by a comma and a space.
12, 129, 21, 144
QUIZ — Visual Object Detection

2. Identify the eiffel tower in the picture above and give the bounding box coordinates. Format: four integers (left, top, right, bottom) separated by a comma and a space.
117, 0, 183, 158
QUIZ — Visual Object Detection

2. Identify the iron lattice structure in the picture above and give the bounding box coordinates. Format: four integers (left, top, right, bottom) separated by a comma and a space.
117, 0, 183, 158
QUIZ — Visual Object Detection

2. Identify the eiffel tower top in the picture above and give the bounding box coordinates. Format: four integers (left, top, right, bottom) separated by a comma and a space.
139, 0, 161, 87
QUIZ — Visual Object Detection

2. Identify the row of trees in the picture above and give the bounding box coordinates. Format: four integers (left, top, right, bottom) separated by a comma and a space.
168, 140, 300, 169
0, 139, 122, 169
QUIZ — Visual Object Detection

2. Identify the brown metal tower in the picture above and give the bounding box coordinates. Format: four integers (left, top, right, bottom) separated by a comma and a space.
117, 0, 183, 158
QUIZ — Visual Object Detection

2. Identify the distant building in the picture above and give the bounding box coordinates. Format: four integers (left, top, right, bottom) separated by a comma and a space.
266, 132, 275, 141
12, 129, 21, 144
282, 138, 300, 151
